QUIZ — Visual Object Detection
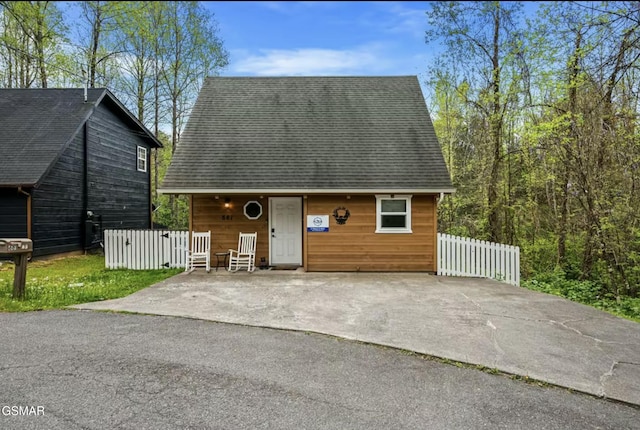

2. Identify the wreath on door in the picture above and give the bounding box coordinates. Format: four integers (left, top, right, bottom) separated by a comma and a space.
332, 207, 350, 225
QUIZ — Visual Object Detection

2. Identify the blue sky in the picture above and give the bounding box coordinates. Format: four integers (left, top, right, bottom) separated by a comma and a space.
202, 1, 544, 104
205, 1, 434, 81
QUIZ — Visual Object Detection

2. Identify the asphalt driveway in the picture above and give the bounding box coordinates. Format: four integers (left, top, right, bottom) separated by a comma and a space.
72, 270, 640, 406
5, 311, 639, 429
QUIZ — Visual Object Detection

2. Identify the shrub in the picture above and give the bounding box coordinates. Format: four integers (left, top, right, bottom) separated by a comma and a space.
522, 269, 640, 322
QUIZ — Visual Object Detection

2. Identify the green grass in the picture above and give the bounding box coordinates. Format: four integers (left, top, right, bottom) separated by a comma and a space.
0, 254, 182, 312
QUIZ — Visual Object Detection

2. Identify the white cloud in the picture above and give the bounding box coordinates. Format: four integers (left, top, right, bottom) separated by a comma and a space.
385, 4, 427, 39
361, 2, 427, 41
256, 1, 291, 13
257, 1, 342, 14
231, 46, 392, 76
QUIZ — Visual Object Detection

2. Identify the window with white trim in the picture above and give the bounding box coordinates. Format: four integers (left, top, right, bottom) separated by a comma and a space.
137, 146, 147, 172
375, 195, 412, 233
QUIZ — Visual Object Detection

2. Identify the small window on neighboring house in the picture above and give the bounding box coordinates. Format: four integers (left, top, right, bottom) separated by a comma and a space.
137, 146, 147, 172
375, 195, 412, 233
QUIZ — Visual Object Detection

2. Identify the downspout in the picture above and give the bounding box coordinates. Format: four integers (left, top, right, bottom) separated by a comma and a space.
83, 122, 89, 250
82, 77, 89, 225
436, 192, 445, 275
17, 186, 31, 239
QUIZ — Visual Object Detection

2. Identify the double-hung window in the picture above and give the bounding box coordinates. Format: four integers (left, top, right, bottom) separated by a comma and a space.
137, 146, 147, 172
375, 195, 412, 233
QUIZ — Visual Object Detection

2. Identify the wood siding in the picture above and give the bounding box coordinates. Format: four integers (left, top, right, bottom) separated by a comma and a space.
31, 132, 85, 256
30, 103, 152, 257
0, 188, 28, 238
192, 195, 270, 264
191, 193, 438, 272
306, 195, 437, 272
86, 103, 152, 231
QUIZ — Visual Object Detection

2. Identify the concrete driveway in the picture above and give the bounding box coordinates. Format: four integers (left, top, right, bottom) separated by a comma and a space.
72, 270, 640, 407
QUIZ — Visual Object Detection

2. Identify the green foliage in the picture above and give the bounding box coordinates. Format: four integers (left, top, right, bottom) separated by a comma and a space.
522, 270, 640, 323
150, 131, 188, 229
153, 194, 189, 229
0, 255, 181, 312
519, 235, 583, 280
427, 1, 640, 302
0, 1, 69, 87
1, 1, 229, 234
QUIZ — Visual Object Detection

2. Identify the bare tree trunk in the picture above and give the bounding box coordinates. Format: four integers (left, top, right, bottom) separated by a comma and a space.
89, 4, 101, 88
557, 170, 569, 267
35, 8, 46, 87
488, 4, 502, 243
581, 194, 599, 278
558, 29, 583, 270
153, 50, 160, 201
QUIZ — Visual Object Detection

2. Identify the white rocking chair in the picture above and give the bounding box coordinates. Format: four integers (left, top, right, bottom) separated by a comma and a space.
228, 232, 257, 272
185, 231, 211, 272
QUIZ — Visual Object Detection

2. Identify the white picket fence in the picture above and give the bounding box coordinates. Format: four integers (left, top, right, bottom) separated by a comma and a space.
103, 229, 519, 282
104, 229, 189, 270
437, 233, 520, 286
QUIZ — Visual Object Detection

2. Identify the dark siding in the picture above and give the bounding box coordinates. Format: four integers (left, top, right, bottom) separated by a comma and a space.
86, 103, 151, 231
25, 101, 152, 258
31, 133, 84, 256
0, 188, 28, 238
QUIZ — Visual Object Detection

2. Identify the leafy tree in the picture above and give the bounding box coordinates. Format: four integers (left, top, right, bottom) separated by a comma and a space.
158, 1, 228, 227
76, 0, 122, 88
426, 1, 527, 243
0, 1, 229, 230
426, 1, 640, 299
0, 0, 68, 88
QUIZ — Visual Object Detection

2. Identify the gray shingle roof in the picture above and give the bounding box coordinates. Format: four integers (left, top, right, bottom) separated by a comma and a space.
0, 88, 161, 187
160, 76, 454, 193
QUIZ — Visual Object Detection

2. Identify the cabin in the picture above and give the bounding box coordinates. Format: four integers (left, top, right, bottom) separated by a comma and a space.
0, 88, 162, 258
159, 76, 454, 272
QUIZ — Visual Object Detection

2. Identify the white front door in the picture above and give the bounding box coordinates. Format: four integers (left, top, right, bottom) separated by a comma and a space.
269, 197, 302, 266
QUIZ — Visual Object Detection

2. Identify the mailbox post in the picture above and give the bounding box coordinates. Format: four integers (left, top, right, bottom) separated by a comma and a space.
0, 239, 33, 299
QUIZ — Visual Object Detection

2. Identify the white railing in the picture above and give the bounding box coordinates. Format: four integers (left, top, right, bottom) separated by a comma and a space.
437, 233, 520, 286
104, 229, 189, 270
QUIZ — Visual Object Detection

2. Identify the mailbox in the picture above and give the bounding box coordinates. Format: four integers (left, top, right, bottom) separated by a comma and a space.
0, 238, 33, 299
0, 238, 33, 254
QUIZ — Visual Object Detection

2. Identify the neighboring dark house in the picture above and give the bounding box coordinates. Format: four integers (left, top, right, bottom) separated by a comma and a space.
159, 76, 454, 272
0, 88, 162, 257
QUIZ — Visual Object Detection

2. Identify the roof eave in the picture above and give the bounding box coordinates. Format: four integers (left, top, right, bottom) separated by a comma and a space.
0, 183, 36, 189
101, 89, 163, 148
158, 187, 457, 195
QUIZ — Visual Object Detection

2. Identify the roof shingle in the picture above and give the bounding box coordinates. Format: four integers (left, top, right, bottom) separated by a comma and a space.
160, 76, 454, 193
0, 88, 161, 187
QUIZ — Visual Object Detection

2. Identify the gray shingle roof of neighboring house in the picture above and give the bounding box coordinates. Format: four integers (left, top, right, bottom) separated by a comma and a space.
0, 88, 161, 187
160, 76, 454, 194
